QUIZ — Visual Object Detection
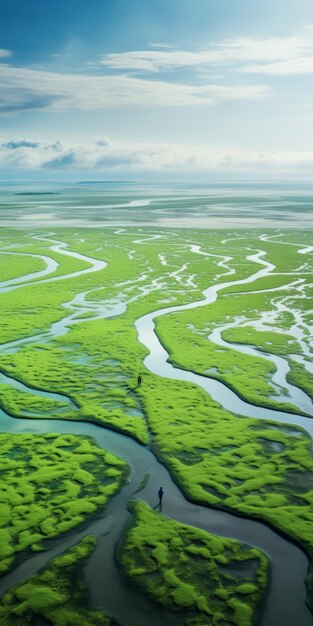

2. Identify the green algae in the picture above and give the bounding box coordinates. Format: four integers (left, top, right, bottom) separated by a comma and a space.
0, 228, 259, 344
0, 432, 127, 573
287, 363, 313, 402
0, 253, 45, 282
0, 334, 150, 443
0, 227, 313, 615
0, 536, 116, 625
0, 383, 70, 417
155, 287, 308, 415
1, 229, 313, 553
138, 374, 313, 559
221, 326, 313, 402
119, 501, 268, 626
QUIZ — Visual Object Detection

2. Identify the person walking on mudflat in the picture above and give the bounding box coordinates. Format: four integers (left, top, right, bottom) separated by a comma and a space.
158, 486, 164, 506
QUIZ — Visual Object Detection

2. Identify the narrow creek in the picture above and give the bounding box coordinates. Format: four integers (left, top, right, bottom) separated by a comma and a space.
208, 321, 312, 415
0, 235, 312, 626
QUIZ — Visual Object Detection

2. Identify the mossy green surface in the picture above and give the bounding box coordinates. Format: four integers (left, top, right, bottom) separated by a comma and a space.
221, 326, 313, 402
222, 326, 302, 357
140, 375, 313, 557
1, 227, 313, 613
287, 363, 313, 402
0, 228, 260, 344
120, 501, 268, 626
155, 289, 308, 414
0, 230, 312, 547
0, 253, 45, 282
0, 331, 150, 443
12, 241, 93, 278
0, 432, 127, 573
151, 234, 312, 413
0, 536, 115, 625
0, 383, 70, 417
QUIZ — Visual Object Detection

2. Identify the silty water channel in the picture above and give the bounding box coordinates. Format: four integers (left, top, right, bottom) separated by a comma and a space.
0, 234, 312, 626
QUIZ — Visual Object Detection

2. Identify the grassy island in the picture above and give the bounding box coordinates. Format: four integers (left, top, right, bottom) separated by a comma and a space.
0, 432, 127, 574
120, 501, 269, 626
0, 536, 117, 625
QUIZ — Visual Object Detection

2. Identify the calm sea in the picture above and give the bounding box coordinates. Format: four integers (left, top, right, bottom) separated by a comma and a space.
0, 181, 312, 228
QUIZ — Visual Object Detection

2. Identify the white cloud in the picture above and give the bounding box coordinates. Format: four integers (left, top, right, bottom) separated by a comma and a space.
5, 28, 313, 116
0, 62, 268, 114
242, 57, 313, 76
1, 136, 313, 176
100, 31, 313, 76
149, 43, 176, 50
1, 28, 312, 119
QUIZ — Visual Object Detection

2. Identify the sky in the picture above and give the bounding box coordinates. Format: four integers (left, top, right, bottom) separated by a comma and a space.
1, 0, 313, 180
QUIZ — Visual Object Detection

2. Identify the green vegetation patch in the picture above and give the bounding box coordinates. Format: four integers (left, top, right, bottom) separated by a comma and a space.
222, 326, 302, 357
0, 253, 45, 282
0, 332, 150, 444
222, 325, 313, 403
287, 362, 313, 403
0, 535, 115, 625
155, 285, 310, 414
1, 227, 313, 606
120, 501, 268, 626
140, 375, 313, 558
0, 432, 127, 573
0, 383, 71, 417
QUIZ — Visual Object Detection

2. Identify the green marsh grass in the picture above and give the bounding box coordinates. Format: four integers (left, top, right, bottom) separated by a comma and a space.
0, 536, 114, 625
120, 501, 268, 626
0, 253, 45, 281
222, 326, 313, 402
1, 227, 313, 609
0, 432, 127, 573
138, 374, 313, 553
155, 280, 312, 412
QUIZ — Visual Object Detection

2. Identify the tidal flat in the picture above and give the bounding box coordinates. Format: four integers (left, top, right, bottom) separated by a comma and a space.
0, 220, 312, 625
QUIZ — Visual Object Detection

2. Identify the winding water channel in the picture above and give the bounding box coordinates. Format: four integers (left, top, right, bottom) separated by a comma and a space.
0, 234, 312, 626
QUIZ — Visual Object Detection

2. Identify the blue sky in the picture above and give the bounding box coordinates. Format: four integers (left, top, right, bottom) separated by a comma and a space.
1, 0, 313, 179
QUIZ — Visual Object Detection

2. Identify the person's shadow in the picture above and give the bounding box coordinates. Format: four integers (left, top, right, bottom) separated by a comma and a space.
153, 501, 163, 511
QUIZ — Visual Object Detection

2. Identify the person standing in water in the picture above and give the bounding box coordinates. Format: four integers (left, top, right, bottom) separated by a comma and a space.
158, 486, 164, 505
